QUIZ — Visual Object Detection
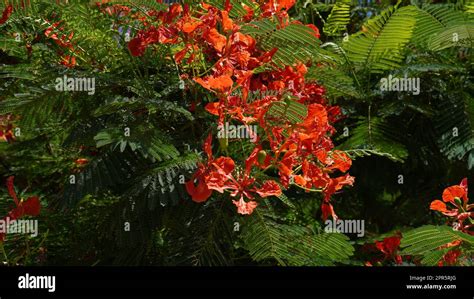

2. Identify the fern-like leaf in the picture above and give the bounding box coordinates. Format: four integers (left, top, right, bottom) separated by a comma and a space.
323, 0, 351, 37
240, 210, 354, 266
343, 5, 417, 73
400, 225, 474, 265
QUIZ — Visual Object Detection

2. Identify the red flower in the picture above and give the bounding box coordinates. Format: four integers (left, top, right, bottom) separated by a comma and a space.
1, 177, 41, 242
182, 20, 202, 34
327, 150, 352, 172
195, 74, 234, 93
220, 10, 233, 32
430, 178, 473, 234
6, 176, 19, 205
128, 36, 148, 56
127, 24, 179, 57
75, 158, 89, 166
60, 55, 76, 68
261, 0, 296, 17
185, 174, 213, 203
0, 123, 14, 143
321, 202, 337, 221
9, 196, 41, 219
203, 28, 227, 53
232, 198, 258, 215
438, 249, 461, 266
44, 21, 75, 50
255, 180, 281, 197
0, 4, 13, 25
443, 185, 466, 204
185, 134, 235, 203
374, 234, 403, 265
430, 200, 453, 215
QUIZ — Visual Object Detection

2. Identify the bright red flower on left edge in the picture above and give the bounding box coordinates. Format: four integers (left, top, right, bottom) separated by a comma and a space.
1, 177, 41, 242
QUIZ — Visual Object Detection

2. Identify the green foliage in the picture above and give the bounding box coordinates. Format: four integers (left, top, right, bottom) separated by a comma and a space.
308, 63, 362, 99
323, 0, 352, 36
239, 209, 354, 266
266, 98, 308, 125
428, 24, 474, 51
412, 5, 467, 46
400, 225, 474, 265
343, 5, 418, 73
338, 116, 408, 162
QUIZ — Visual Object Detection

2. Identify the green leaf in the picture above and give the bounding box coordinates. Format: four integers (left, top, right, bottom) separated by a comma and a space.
400, 225, 474, 265
323, 0, 351, 37
242, 19, 323, 67
240, 210, 354, 266
265, 99, 308, 125
338, 116, 408, 162
428, 24, 474, 51
344, 5, 417, 73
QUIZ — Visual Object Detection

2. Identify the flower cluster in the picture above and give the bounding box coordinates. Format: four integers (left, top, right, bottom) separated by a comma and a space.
1, 177, 41, 242
124, 1, 354, 216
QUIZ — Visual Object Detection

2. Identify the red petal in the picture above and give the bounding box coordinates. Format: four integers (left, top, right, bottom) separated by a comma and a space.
204, 28, 227, 53
128, 37, 147, 57
305, 24, 320, 39
174, 47, 188, 63
205, 102, 220, 116
203, 133, 213, 160
195, 75, 233, 92
182, 20, 202, 33
242, 4, 254, 21
280, 0, 296, 10
60, 55, 76, 68
430, 200, 447, 212
293, 175, 307, 187
214, 157, 235, 174
245, 145, 262, 174
321, 202, 337, 221
232, 198, 258, 215
221, 11, 233, 32
329, 150, 352, 172
75, 158, 89, 166
185, 178, 212, 203
22, 196, 41, 216
255, 180, 281, 197
207, 75, 233, 91
442, 185, 465, 203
